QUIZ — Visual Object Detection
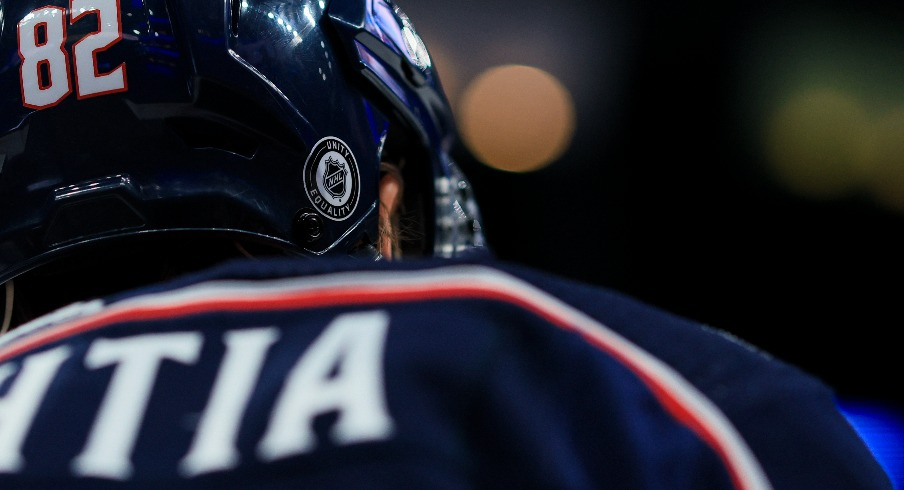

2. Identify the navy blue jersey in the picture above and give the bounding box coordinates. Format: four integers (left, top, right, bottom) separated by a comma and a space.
0, 257, 890, 489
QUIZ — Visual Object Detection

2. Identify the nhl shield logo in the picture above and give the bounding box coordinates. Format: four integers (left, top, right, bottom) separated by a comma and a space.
303, 137, 360, 221
323, 156, 347, 199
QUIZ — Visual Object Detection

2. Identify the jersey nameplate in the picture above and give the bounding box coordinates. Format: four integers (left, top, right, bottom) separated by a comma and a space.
0, 310, 395, 480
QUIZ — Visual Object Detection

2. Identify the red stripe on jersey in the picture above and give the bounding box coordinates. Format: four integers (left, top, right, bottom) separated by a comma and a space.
0, 266, 771, 490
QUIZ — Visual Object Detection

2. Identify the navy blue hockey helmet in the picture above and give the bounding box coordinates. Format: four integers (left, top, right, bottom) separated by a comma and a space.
0, 0, 485, 285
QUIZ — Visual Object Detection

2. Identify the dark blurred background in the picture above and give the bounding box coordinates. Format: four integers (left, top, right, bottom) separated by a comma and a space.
403, 0, 904, 479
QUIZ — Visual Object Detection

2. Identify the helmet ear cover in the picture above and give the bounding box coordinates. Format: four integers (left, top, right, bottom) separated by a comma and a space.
325, 0, 488, 258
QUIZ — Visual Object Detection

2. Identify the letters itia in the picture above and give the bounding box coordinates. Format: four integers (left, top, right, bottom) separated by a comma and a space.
0, 310, 395, 479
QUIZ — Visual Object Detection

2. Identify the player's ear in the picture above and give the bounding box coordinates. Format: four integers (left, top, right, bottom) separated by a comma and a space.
378, 168, 403, 260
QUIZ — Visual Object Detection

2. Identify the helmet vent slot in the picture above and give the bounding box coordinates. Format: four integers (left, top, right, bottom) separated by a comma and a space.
44, 195, 146, 247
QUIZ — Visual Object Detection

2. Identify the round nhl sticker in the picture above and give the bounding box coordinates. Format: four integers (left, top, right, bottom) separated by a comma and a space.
303, 136, 360, 221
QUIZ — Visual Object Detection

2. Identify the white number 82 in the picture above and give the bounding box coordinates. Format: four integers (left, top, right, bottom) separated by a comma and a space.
17, 0, 127, 110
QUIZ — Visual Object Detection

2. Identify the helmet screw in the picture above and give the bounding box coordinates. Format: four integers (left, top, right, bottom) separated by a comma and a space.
294, 211, 322, 243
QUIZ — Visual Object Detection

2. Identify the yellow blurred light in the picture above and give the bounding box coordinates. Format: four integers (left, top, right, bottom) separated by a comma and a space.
764, 89, 874, 199
457, 64, 575, 172
866, 110, 904, 213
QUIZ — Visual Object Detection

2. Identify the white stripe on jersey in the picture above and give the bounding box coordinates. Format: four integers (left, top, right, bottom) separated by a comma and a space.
0, 265, 771, 490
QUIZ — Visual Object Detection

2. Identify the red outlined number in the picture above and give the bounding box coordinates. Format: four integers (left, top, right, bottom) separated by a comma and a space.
18, 7, 72, 109
71, 0, 128, 99
17, 0, 127, 110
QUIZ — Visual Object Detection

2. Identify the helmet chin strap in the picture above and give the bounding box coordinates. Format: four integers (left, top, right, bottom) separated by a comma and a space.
1, 280, 13, 335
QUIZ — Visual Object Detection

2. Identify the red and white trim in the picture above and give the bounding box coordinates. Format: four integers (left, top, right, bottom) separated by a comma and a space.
0, 265, 771, 490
